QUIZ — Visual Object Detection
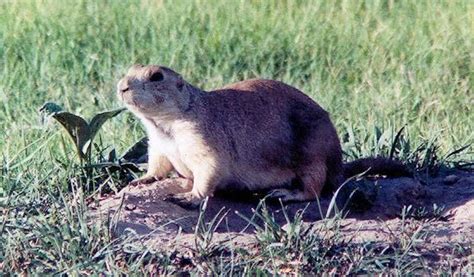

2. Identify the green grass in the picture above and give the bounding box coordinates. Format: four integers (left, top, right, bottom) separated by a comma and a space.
0, 0, 473, 274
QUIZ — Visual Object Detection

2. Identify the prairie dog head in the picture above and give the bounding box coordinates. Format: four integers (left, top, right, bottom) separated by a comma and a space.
117, 64, 190, 117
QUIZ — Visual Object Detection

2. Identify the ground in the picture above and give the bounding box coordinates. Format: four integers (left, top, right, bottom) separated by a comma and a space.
92, 170, 474, 273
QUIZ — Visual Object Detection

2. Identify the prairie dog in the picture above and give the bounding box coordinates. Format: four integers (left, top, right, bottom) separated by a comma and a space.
117, 65, 407, 208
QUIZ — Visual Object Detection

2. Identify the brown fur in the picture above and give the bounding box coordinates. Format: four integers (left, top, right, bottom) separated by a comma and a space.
117, 65, 409, 208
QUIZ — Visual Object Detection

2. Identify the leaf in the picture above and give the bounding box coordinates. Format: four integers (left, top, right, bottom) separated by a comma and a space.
107, 148, 117, 162
39, 102, 64, 125
39, 102, 90, 158
120, 162, 143, 172
39, 102, 64, 115
120, 137, 148, 163
84, 107, 126, 155
50, 111, 91, 159
39, 102, 126, 160
88, 107, 126, 141
443, 144, 471, 161
389, 126, 405, 160
53, 112, 91, 158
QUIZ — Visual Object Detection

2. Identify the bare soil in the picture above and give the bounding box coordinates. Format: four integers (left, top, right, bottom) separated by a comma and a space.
91, 171, 474, 257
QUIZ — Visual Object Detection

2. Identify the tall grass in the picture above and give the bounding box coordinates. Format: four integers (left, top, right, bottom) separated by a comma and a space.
0, 0, 472, 274
1, 1, 472, 156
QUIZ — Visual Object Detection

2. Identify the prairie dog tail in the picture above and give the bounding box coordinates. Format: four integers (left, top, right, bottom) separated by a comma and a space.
343, 157, 412, 179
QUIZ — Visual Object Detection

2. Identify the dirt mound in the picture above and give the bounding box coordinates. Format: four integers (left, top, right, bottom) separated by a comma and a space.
91, 171, 474, 250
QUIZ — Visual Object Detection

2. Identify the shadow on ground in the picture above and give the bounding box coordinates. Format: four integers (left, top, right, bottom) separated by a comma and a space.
91, 170, 474, 247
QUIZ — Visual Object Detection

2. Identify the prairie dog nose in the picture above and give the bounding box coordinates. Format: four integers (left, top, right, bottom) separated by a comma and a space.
117, 78, 130, 93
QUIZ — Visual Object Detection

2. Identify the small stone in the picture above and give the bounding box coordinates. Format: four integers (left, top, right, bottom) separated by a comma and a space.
125, 204, 137, 211
136, 213, 146, 218
443, 175, 459, 185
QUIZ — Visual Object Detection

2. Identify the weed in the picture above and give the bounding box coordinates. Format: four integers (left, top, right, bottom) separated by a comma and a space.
401, 204, 450, 222
39, 102, 125, 162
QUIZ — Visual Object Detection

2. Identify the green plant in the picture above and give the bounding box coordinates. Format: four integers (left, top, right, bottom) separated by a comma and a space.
401, 204, 449, 222
39, 102, 125, 162
38, 102, 138, 191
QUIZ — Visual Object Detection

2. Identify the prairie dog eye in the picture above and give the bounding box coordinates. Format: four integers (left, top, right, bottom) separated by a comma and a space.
149, 71, 164, 82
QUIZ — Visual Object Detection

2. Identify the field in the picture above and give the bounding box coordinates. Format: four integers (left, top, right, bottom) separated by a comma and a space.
0, 0, 473, 275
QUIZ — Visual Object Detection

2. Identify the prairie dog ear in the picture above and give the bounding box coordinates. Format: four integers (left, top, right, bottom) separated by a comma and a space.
127, 64, 144, 75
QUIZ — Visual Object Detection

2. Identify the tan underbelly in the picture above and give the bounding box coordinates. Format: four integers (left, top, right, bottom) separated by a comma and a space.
168, 155, 193, 179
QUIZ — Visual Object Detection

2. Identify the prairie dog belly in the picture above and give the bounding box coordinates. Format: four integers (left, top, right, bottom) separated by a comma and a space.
143, 119, 193, 178
150, 135, 192, 178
